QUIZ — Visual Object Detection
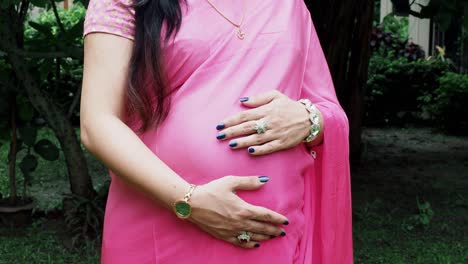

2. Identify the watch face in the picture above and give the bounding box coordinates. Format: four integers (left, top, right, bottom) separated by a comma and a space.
174, 200, 191, 219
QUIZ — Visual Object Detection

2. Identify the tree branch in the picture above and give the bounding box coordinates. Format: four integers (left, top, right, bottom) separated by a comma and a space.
67, 85, 82, 119
408, 9, 427, 19
50, 0, 66, 35
14, 49, 83, 59
18, 0, 29, 23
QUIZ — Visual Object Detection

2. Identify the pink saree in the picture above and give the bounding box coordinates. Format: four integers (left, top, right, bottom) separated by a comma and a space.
84, 0, 353, 263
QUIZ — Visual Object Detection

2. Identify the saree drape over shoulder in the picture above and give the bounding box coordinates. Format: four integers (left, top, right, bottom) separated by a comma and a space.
84, 0, 353, 263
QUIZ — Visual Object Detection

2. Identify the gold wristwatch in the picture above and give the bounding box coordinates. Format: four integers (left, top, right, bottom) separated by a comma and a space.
173, 184, 197, 219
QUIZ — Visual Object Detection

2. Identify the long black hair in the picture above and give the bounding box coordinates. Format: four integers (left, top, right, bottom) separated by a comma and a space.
126, 0, 185, 133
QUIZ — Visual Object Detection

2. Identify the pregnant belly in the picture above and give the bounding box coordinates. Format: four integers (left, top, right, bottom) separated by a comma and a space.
120, 96, 315, 263
138, 96, 314, 219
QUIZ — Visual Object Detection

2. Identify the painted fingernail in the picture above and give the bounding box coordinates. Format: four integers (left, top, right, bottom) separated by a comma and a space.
240, 97, 249, 102
216, 123, 225, 130
283, 221, 289, 225
280, 231, 286, 236
229, 141, 238, 147
258, 176, 270, 183
216, 133, 226, 140
248, 147, 255, 153
254, 243, 260, 248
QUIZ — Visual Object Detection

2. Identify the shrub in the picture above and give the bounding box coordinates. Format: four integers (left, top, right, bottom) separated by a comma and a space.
370, 15, 425, 61
366, 53, 451, 126
23, 3, 86, 125
419, 72, 468, 133
381, 15, 409, 41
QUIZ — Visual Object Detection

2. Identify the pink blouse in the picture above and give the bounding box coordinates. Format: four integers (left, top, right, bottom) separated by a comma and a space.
84, 0, 135, 40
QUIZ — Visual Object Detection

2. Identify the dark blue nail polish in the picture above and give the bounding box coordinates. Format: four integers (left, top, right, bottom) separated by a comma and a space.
258, 176, 270, 183
216, 133, 226, 140
240, 97, 249, 102
229, 141, 238, 147
255, 243, 260, 248
216, 123, 225, 130
248, 147, 255, 153
280, 231, 286, 236
283, 221, 289, 225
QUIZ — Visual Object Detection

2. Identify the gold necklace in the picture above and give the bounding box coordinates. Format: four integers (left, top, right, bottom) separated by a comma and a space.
206, 0, 246, 40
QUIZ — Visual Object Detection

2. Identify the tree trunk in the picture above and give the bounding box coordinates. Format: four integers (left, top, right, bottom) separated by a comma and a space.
8, 92, 18, 202
0, 7, 96, 199
305, 0, 375, 164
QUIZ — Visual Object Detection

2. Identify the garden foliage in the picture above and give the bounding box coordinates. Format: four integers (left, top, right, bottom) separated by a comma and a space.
366, 52, 450, 126
419, 72, 468, 133
366, 15, 468, 132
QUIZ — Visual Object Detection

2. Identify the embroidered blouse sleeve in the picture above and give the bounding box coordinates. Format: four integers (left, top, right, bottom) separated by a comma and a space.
83, 0, 136, 41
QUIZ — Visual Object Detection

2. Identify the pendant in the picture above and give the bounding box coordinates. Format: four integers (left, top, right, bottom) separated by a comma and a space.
236, 27, 245, 40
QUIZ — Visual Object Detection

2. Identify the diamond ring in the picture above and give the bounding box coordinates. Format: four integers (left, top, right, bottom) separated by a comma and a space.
254, 119, 268, 134
237, 231, 251, 243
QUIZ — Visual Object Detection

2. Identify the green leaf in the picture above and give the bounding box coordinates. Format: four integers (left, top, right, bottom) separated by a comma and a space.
0, 96, 10, 117
18, 124, 38, 147
19, 154, 38, 174
420, 215, 430, 225
0, 0, 21, 9
419, 201, 430, 210
437, 11, 453, 31
75, 0, 90, 8
28, 21, 54, 37
34, 138, 60, 161
17, 97, 35, 122
0, 123, 10, 143
464, 3, 468, 36
14, 139, 24, 155
64, 18, 85, 41
29, 0, 49, 8
23, 170, 33, 186
417, 0, 442, 18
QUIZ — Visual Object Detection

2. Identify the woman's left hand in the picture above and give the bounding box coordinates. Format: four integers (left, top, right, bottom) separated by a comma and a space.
216, 90, 323, 156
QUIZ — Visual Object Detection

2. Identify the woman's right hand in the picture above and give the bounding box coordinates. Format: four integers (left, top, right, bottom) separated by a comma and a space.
187, 175, 289, 249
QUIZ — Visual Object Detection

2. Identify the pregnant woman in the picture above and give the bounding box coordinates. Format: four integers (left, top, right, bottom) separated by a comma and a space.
80, 0, 353, 263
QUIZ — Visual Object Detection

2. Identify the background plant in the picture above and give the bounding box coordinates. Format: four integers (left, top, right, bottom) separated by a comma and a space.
0, 0, 99, 241
366, 51, 451, 126
419, 72, 468, 133
402, 197, 435, 232
0, 0, 95, 200
370, 15, 425, 61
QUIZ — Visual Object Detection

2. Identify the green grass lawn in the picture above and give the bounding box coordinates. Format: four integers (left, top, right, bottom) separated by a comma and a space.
0, 127, 467, 263
0, 128, 104, 264
0, 222, 99, 264
0, 128, 108, 211
352, 128, 468, 264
